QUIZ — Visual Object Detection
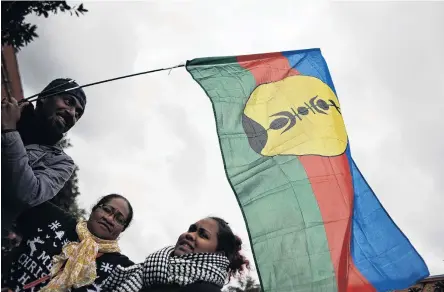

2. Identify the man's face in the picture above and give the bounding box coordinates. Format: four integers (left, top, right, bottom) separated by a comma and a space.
36, 94, 84, 136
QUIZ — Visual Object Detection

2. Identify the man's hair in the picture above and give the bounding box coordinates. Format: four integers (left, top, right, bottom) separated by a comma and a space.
38, 78, 87, 110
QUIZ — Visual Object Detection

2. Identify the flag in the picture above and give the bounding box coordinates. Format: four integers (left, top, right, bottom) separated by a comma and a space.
186, 48, 429, 292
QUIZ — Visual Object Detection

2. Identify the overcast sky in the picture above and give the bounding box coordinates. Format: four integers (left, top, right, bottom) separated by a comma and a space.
17, 0, 443, 279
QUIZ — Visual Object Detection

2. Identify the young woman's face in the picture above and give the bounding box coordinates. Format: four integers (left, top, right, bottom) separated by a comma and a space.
174, 218, 219, 256
87, 198, 129, 240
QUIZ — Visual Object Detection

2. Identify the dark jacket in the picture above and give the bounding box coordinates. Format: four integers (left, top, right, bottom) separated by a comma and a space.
2, 202, 133, 292
142, 282, 221, 292
1, 131, 75, 232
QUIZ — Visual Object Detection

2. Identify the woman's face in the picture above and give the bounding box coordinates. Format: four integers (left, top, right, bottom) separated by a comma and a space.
174, 218, 219, 256
87, 198, 130, 240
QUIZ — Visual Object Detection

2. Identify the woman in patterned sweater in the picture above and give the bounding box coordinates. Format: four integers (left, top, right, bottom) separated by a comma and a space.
102, 217, 250, 292
2, 194, 135, 292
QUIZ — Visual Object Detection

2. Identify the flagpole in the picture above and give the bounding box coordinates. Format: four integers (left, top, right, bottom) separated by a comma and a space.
20, 63, 185, 104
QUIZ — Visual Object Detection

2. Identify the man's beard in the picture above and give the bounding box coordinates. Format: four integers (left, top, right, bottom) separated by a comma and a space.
37, 115, 65, 145
18, 109, 64, 146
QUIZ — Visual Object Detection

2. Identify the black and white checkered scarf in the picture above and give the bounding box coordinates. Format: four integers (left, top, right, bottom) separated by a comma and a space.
101, 246, 230, 292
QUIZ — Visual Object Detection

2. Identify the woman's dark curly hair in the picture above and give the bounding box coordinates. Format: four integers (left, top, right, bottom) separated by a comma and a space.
209, 217, 250, 279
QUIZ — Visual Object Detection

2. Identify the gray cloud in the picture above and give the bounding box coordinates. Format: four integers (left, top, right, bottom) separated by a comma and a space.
330, 2, 444, 272
156, 103, 208, 195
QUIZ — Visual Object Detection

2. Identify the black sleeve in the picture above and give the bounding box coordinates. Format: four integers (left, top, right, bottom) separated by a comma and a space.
180, 282, 221, 292
99, 253, 135, 269
116, 254, 135, 267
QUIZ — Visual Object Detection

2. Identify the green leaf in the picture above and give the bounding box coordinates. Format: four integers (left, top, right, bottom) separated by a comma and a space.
2, 0, 89, 50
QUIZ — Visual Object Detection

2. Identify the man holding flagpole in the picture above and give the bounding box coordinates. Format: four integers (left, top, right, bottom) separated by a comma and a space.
1, 78, 87, 234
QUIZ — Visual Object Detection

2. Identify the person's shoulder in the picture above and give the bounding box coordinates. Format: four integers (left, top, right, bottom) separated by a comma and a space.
46, 144, 74, 161
18, 201, 58, 219
101, 252, 134, 267
25, 143, 75, 167
181, 282, 221, 292
38, 201, 74, 219
17, 201, 75, 228
57, 148, 74, 162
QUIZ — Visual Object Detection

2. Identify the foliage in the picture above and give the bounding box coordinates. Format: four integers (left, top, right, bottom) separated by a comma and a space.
434, 281, 444, 292
50, 137, 86, 219
2, 1, 88, 51
224, 275, 261, 292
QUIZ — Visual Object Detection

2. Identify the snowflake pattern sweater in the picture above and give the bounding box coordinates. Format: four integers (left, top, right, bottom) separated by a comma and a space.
2, 202, 134, 292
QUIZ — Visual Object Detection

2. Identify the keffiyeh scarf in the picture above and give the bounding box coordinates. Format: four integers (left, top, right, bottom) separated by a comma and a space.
40, 220, 120, 292
102, 246, 230, 292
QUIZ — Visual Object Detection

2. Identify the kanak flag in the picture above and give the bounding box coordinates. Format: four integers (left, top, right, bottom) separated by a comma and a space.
186, 48, 429, 292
